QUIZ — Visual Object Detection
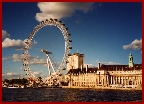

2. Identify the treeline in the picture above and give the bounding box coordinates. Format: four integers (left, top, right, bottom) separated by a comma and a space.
3, 78, 28, 85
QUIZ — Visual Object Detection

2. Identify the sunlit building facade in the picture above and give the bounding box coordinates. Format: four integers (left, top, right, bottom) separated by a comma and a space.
67, 53, 142, 89
67, 53, 84, 70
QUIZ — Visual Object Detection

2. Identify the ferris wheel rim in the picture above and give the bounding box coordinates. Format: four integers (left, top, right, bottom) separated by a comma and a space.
22, 18, 72, 79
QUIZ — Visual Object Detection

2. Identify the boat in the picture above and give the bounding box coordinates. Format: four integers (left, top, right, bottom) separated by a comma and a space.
2, 84, 8, 88
8, 84, 24, 88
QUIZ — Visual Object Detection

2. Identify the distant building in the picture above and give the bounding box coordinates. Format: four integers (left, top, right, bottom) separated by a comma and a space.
66, 53, 142, 89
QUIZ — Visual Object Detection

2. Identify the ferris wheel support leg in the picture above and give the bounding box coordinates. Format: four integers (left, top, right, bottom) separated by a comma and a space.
47, 54, 56, 74
46, 54, 51, 76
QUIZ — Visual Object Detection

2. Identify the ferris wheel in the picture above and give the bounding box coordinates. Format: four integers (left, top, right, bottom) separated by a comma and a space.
22, 18, 72, 80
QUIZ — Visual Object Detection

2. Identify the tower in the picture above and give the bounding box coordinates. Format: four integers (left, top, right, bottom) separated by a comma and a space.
67, 53, 84, 71
128, 53, 134, 67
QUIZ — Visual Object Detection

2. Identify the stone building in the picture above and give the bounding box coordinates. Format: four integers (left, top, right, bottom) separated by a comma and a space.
67, 53, 84, 70
67, 53, 142, 89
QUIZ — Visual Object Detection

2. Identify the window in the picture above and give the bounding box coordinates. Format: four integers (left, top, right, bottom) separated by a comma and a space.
129, 81, 132, 85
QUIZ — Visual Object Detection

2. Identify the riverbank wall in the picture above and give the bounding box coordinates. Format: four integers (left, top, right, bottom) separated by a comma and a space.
62, 86, 142, 90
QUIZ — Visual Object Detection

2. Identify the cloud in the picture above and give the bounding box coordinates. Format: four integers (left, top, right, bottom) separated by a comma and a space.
2, 72, 26, 80
3, 53, 59, 72
84, 61, 120, 68
123, 39, 142, 50
2, 38, 24, 49
32, 71, 42, 78
27, 55, 47, 65
2, 72, 44, 80
2, 30, 10, 39
98, 62, 120, 65
7, 72, 13, 76
4, 54, 47, 65
12, 54, 23, 62
33, 71, 41, 75
2, 38, 37, 50
20, 68, 23, 70
84, 63, 95, 68
6, 67, 9, 69
2, 57, 11, 60
3, 53, 45, 64
35, 2, 95, 21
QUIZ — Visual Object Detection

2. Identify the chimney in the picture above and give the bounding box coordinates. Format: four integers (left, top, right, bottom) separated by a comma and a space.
98, 62, 100, 69
86, 65, 88, 72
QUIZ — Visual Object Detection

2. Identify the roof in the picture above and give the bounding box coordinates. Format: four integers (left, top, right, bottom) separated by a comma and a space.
68, 67, 98, 74
100, 64, 142, 70
68, 53, 84, 56
67, 63, 142, 74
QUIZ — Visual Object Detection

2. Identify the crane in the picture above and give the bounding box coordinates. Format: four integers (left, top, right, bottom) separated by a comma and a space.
41, 49, 61, 87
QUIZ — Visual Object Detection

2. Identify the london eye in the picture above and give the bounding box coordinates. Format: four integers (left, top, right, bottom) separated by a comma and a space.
22, 18, 72, 86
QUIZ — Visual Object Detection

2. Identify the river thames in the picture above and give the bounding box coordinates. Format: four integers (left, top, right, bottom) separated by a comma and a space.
2, 88, 142, 102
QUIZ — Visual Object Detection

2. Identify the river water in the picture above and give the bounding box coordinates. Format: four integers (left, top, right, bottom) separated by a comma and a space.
2, 88, 142, 102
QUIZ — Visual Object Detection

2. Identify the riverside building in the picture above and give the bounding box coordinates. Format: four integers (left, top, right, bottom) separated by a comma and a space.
66, 53, 142, 89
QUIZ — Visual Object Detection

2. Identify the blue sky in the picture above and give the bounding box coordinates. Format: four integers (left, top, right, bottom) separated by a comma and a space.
2, 2, 142, 80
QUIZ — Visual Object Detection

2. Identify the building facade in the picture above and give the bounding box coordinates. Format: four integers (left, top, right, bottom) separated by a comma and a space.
67, 53, 84, 70
66, 53, 142, 89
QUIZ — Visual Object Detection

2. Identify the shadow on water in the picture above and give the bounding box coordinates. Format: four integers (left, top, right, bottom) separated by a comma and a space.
2, 88, 142, 102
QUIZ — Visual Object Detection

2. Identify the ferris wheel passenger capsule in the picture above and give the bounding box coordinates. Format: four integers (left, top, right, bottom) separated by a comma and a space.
64, 28, 68, 30
23, 64, 26, 66
69, 46, 72, 49
54, 19, 58, 21
50, 18, 53, 21
41, 21, 44, 24
69, 40, 72, 42
28, 36, 31, 39
67, 34, 71, 36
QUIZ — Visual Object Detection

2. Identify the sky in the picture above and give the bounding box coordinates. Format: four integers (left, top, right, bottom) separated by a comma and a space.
2, 2, 142, 80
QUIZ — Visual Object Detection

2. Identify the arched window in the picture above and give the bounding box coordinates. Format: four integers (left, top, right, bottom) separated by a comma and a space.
129, 80, 132, 85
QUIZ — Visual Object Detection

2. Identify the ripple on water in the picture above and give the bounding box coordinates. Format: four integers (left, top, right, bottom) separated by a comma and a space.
2, 88, 142, 102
